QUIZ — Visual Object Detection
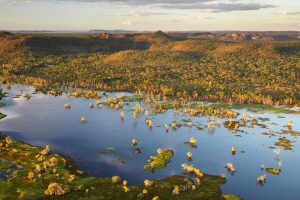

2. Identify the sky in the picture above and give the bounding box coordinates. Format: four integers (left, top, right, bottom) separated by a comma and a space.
0, 0, 299, 31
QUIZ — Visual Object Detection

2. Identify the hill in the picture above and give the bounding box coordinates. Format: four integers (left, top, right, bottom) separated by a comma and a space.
0, 31, 299, 106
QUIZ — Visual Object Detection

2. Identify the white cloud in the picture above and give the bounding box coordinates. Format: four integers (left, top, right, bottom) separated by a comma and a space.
0, 0, 278, 13
275, 10, 300, 16
118, 10, 169, 16
121, 20, 132, 26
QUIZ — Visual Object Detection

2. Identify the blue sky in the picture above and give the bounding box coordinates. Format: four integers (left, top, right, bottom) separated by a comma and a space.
0, 0, 299, 31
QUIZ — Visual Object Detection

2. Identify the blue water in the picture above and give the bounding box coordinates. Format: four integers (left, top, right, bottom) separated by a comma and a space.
0, 84, 300, 200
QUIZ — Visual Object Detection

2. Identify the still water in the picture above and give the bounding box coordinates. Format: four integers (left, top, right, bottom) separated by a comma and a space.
0, 84, 300, 200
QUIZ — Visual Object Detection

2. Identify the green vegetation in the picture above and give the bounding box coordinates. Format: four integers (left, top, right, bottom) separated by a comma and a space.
0, 32, 299, 107
0, 135, 241, 200
266, 168, 281, 175
0, 113, 6, 120
144, 149, 174, 170
212, 102, 300, 114
275, 138, 293, 150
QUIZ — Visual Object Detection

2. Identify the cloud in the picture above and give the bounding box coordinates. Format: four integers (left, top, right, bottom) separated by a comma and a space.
275, 10, 300, 16
121, 20, 132, 26
0, 0, 277, 13
161, 2, 276, 13
118, 10, 170, 16
197, 16, 214, 20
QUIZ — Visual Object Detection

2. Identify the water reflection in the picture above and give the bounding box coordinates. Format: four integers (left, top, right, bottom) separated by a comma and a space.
0, 84, 300, 200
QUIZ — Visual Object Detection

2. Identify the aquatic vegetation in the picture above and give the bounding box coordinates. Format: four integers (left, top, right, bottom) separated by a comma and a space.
81, 117, 86, 124
64, 103, 71, 109
275, 138, 293, 150
184, 137, 198, 148
226, 163, 235, 172
224, 120, 240, 131
183, 106, 238, 119
145, 119, 153, 127
144, 148, 174, 170
257, 175, 267, 184
89, 102, 94, 108
280, 129, 300, 136
132, 103, 144, 118
189, 137, 198, 144
266, 168, 281, 175
48, 89, 63, 96
134, 148, 141, 155
164, 124, 169, 131
96, 100, 102, 107
187, 152, 193, 159
258, 117, 270, 122
105, 96, 124, 109
131, 138, 137, 146
106, 147, 116, 152
242, 112, 247, 122
286, 121, 293, 129
231, 146, 236, 155
69, 89, 100, 99
181, 164, 204, 177
171, 123, 177, 129
207, 117, 216, 128
0, 112, 7, 120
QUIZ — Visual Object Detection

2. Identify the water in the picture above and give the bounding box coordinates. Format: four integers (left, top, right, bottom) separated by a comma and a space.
1, 84, 300, 200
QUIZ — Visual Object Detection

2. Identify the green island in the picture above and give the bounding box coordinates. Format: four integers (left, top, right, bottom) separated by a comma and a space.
143, 149, 174, 170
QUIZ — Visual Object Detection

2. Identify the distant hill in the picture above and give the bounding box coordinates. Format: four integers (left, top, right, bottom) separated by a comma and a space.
168, 31, 300, 41
88, 30, 300, 41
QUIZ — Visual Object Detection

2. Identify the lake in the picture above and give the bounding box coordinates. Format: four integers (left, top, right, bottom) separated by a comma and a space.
0, 84, 300, 200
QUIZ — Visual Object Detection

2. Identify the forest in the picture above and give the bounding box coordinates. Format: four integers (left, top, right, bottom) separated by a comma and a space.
0, 31, 299, 106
